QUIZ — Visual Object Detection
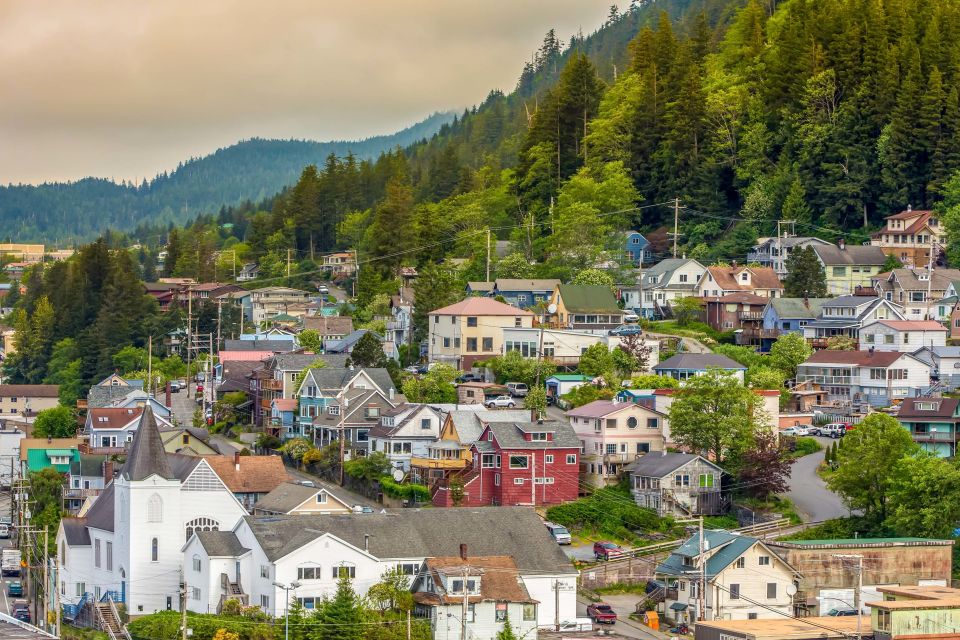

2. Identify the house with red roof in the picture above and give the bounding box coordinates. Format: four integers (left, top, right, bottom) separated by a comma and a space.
859, 319, 947, 352
427, 298, 534, 370
796, 350, 932, 408
84, 406, 174, 453
870, 207, 945, 267
696, 264, 784, 299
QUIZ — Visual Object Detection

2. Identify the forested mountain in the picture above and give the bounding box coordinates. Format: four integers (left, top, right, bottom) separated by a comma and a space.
0, 111, 454, 243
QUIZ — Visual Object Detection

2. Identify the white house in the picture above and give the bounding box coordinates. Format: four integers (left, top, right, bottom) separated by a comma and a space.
501, 327, 658, 371
796, 350, 932, 408
802, 296, 905, 347
0, 426, 24, 486
657, 530, 800, 623
366, 404, 445, 472
913, 346, 960, 387
183, 508, 578, 629
57, 407, 249, 616
85, 407, 173, 452
621, 258, 706, 319
858, 320, 947, 352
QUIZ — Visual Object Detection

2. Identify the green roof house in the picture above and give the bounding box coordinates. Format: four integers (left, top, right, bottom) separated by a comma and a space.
21, 437, 81, 473
550, 284, 624, 332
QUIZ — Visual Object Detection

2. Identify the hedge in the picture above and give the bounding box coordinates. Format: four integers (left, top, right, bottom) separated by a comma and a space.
379, 476, 431, 502
128, 611, 274, 640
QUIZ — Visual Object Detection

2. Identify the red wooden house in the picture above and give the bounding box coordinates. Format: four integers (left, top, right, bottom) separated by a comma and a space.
433, 419, 580, 507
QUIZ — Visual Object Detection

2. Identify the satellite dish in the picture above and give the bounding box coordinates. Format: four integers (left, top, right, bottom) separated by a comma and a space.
786, 584, 798, 596
547, 303, 558, 315
392, 468, 405, 482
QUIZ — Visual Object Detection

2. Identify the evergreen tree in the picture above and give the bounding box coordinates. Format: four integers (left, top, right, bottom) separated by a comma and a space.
783, 246, 827, 298
315, 571, 364, 640
348, 332, 388, 368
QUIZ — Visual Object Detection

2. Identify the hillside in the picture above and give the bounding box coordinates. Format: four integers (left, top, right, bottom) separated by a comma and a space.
0, 111, 455, 243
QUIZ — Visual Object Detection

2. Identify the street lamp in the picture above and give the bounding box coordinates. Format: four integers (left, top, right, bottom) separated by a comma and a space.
272, 580, 301, 640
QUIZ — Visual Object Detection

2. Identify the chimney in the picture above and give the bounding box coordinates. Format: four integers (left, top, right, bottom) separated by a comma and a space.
731, 259, 737, 269
838, 238, 846, 251
103, 459, 114, 482
869, 346, 875, 357
165, 381, 172, 410
364, 534, 370, 552
459, 543, 468, 561
47, 436, 52, 444
389, 387, 395, 401
234, 450, 241, 471
907, 204, 912, 212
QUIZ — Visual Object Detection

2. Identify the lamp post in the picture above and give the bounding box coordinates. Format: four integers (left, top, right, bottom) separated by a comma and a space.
272, 580, 301, 640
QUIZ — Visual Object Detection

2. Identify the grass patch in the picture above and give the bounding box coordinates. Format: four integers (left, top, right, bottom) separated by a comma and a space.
739, 496, 803, 524
595, 581, 649, 595
789, 437, 822, 458
703, 514, 740, 529
781, 517, 893, 541
546, 483, 677, 545
61, 627, 110, 640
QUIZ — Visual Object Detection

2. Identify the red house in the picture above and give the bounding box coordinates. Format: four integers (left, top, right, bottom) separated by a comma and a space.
433, 419, 580, 507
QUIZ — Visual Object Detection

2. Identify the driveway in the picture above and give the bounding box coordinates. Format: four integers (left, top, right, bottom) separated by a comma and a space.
784, 436, 851, 522
577, 595, 674, 639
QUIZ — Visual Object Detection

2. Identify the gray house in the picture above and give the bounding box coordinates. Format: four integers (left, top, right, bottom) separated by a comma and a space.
626, 453, 725, 516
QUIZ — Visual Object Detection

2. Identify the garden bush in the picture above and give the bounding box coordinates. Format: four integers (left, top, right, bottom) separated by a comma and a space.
380, 476, 430, 502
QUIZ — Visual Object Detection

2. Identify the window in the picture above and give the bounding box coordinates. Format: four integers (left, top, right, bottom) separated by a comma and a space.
495, 602, 507, 622
674, 474, 690, 487
151, 538, 158, 562
396, 563, 418, 575
494, 473, 501, 486
509, 455, 529, 469
679, 274, 688, 283
864, 334, 875, 344
767, 583, 777, 599
467, 317, 477, 327
833, 267, 846, 277
884, 334, 894, 344
637, 442, 650, 453
734, 558, 745, 569
298, 566, 320, 580
606, 418, 617, 429
730, 584, 740, 599
192, 555, 201, 572
316, 492, 328, 504
679, 581, 686, 592
627, 416, 638, 429
482, 337, 493, 351
482, 454, 496, 468
606, 444, 617, 454
566, 454, 577, 464
260, 595, 270, 609
182, 434, 190, 445
758, 555, 770, 566
514, 478, 524, 485
545, 454, 554, 464
699, 474, 714, 488
647, 418, 659, 429
260, 565, 270, 579
443, 337, 450, 348
530, 432, 548, 441
76, 582, 85, 597
523, 603, 536, 621
94, 539, 101, 568
466, 338, 478, 352
332, 565, 356, 579
748, 613, 758, 620
106, 542, 113, 571
328, 405, 340, 416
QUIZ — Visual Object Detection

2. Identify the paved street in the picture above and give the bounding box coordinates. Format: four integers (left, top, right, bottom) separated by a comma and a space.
577, 595, 673, 639
169, 381, 202, 428
785, 436, 851, 522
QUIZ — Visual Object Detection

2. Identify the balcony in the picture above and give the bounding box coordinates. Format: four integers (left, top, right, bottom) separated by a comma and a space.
809, 337, 859, 350
262, 379, 283, 391
738, 311, 764, 321
88, 446, 127, 456
410, 456, 468, 470
797, 374, 853, 385
909, 431, 956, 443
603, 452, 638, 464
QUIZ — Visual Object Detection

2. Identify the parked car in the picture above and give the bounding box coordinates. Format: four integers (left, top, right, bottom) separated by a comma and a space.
353, 505, 375, 514
826, 607, 859, 616
457, 373, 483, 383
318, 286, 329, 295
781, 426, 809, 437
485, 395, 517, 409
12, 600, 29, 622
544, 521, 572, 545
593, 541, 623, 560
623, 312, 640, 323
7, 581, 22, 597
0, 523, 9, 539
195, 372, 206, 383
609, 324, 642, 336
403, 365, 421, 374
586, 602, 618, 624
506, 382, 529, 397
811, 423, 848, 438
297, 480, 316, 488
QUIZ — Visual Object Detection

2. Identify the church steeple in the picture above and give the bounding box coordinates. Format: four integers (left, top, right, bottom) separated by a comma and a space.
122, 405, 173, 481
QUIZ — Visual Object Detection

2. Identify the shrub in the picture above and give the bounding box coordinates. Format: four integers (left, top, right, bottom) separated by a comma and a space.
792, 437, 821, 457
546, 485, 670, 543
380, 476, 430, 503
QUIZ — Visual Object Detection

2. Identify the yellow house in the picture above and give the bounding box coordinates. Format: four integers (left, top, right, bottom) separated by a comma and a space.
812, 241, 888, 295
549, 283, 624, 332
252, 481, 359, 515
427, 297, 533, 370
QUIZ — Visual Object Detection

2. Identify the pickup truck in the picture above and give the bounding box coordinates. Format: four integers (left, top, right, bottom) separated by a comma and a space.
7, 581, 22, 597
593, 541, 623, 560
587, 602, 618, 624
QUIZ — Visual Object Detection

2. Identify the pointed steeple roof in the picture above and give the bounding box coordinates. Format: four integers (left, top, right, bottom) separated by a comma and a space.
122, 405, 174, 481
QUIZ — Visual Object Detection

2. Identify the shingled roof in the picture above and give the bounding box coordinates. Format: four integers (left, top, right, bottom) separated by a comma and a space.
556, 284, 621, 313
242, 507, 576, 574
122, 406, 174, 481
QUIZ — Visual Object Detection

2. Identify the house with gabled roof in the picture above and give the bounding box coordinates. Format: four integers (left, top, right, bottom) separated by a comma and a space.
201, 453, 290, 511
57, 407, 249, 617
870, 268, 960, 319
801, 295, 905, 349
696, 264, 784, 299
491, 279, 561, 309
620, 258, 706, 319
251, 351, 349, 428
252, 481, 361, 516
428, 297, 534, 369
796, 350, 932, 408
747, 236, 835, 277
549, 283, 624, 332
567, 399, 667, 487
368, 403, 445, 472
625, 453, 724, 516
432, 419, 580, 508
859, 319, 947, 352
870, 208, 945, 267
295, 366, 398, 444
656, 530, 801, 623
897, 396, 960, 458
85, 406, 174, 454
311, 386, 399, 456
653, 353, 746, 382
183, 507, 578, 627
811, 241, 888, 295
623, 230, 652, 264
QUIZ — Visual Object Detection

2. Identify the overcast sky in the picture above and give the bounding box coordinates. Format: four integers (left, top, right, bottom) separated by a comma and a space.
0, 1, 619, 185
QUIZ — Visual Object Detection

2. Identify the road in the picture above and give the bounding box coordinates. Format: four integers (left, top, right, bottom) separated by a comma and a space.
169, 381, 202, 428
785, 436, 851, 522
577, 595, 672, 639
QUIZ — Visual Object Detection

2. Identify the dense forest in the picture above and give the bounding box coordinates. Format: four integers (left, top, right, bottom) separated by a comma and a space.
0, 112, 454, 243
142, 0, 960, 289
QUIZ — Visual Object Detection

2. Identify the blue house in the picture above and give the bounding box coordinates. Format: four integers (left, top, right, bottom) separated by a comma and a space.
463, 279, 560, 309
624, 231, 651, 264
761, 298, 830, 335
270, 398, 297, 439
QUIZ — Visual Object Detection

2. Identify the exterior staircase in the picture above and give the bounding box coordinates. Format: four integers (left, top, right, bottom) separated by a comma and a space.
94, 601, 124, 640
217, 572, 249, 613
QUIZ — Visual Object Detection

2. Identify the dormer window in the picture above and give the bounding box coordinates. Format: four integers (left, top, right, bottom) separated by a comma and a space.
740, 272, 749, 282
449, 577, 480, 595
529, 432, 548, 441
916, 401, 940, 411
919, 272, 930, 281
328, 405, 340, 416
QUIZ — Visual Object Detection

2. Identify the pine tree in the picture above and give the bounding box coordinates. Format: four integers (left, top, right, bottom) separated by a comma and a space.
783, 246, 827, 298
781, 177, 813, 226
496, 616, 519, 640
315, 571, 364, 640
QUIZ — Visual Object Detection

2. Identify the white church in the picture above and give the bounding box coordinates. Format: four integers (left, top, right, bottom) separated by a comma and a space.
57, 406, 248, 614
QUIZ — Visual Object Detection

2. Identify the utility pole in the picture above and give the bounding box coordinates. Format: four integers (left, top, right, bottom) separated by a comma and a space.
698, 515, 705, 621
42, 527, 48, 631
835, 554, 864, 640
925, 237, 936, 319
216, 298, 223, 354
286, 249, 293, 280
54, 551, 60, 637
461, 565, 469, 640
486, 228, 491, 282
186, 293, 193, 400
147, 335, 153, 399
554, 579, 561, 631
180, 570, 188, 640
671, 197, 681, 258
637, 253, 644, 320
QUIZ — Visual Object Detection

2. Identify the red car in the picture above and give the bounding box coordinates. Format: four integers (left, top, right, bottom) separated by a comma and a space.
587, 602, 617, 624
593, 541, 623, 560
